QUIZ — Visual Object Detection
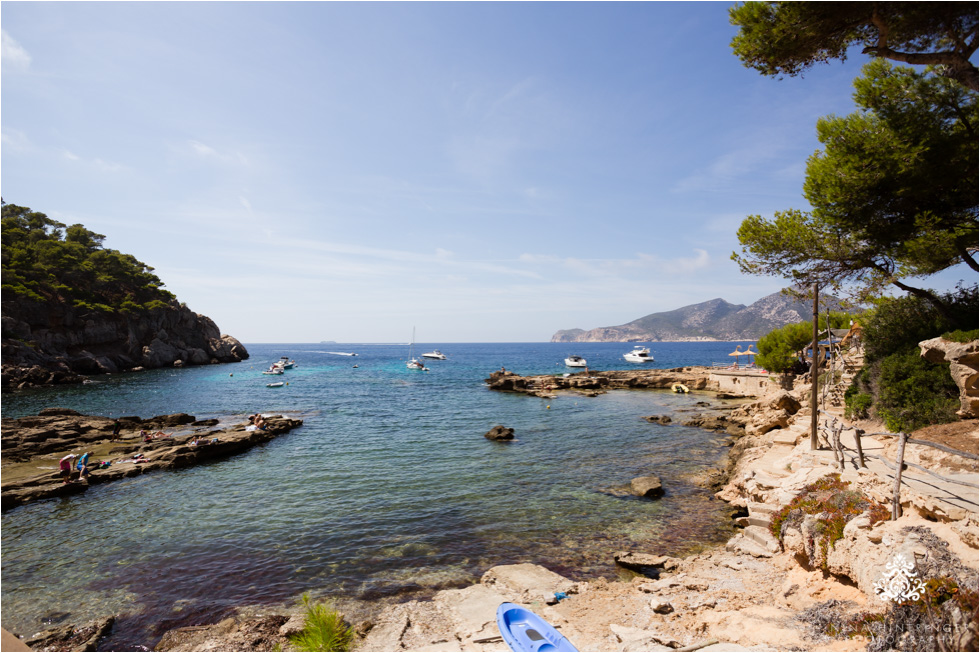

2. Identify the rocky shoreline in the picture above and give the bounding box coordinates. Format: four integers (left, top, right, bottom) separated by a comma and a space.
0, 408, 303, 511
5, 372, 978, 652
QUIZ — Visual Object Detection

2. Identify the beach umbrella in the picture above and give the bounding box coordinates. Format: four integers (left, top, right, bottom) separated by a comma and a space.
728, 346, 745, 357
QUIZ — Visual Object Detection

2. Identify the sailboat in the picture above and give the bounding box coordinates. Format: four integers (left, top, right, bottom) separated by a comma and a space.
406, 328, 429, 371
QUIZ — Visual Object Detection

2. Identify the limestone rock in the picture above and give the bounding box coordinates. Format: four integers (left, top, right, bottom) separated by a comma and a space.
631, 475, 664, 498
919, 336, 979, 418
1, 295, 249, 389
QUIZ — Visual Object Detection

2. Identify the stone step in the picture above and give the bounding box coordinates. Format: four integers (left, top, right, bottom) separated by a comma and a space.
747, 501, 778, 516
747, 514, 771, 529
726, 533, 774, 559
743, 525, 781, 553
772, 431, 799, 446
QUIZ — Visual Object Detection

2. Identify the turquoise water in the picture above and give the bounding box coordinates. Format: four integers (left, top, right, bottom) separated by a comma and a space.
1, 342, 752, 649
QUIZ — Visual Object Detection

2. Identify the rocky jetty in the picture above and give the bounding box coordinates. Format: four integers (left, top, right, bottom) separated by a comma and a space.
486, 367, 715, 397
1, 295, 248, 389
1, 409, 303, 510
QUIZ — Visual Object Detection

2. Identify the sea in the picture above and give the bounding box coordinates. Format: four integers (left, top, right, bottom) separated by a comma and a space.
0, 341, 755, 649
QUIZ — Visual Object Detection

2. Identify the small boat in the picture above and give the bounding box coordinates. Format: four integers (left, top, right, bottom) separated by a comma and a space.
407, 328, 429, 371
671, 383, 690, 393
496, 602, 578, 652
262, 366, 284, 375
266, 381, 285, 388
623, 346, 654, 363
564, 355, 587, 368
278, 357, 296, 369
327, 351, 358, 357
422, 350, 447, 360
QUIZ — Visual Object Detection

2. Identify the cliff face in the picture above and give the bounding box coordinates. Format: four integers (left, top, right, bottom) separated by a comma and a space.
552, 292, 831, 342
1, 296, 248, 388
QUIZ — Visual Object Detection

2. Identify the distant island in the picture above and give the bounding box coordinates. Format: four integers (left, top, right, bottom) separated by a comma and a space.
552, 291, 839, 342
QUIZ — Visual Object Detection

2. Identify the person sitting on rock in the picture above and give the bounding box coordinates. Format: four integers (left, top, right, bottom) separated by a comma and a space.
253, 414, 268, 430
59, 454, 77, 484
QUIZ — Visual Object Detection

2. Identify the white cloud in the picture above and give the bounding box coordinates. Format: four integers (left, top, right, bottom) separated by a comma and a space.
1, 30, 31, 72
186, 139, 249, 165
190, 140, 218, 157
2, 128, 33, 152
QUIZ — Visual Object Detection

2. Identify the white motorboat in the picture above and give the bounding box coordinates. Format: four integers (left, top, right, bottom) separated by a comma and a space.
262, 366, 284, 375
564, 355, 587, 368
278, 357, 296, 369
422, 350, 447, 360
327, 352, 357, 357
623, 346, 655, 363
267, 381, 285, 388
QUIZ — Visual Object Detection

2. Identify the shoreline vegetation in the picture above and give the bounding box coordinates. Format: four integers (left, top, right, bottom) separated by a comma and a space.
3, 366, 978, 652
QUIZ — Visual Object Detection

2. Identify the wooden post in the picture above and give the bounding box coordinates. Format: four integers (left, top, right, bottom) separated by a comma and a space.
854, 428, 866, 468
810, 283, 819, 450
892, 432, 907, 520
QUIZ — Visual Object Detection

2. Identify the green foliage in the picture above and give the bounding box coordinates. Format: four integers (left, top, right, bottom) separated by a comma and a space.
852, 289, 975, 431
729, 2, 979, 91
733, 62, 978, 312
769, 474, 889, 569
942, 329, 979, 343
289, 594, 353, 653
873, 350, 960, 432
843, 386, 872, 421
1, 204, 175, 315
755, 311, 853, 373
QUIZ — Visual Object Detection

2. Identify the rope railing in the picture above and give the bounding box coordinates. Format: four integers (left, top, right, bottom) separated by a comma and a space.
815, 410, 979, 519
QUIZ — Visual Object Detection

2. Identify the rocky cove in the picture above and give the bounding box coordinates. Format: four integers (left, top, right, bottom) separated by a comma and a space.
3, 362, 977, 652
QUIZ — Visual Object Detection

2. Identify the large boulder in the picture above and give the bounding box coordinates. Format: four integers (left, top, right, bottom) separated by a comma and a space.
920, 337, 979, 418
630, 475, 664, 498
484, 425, 515, 441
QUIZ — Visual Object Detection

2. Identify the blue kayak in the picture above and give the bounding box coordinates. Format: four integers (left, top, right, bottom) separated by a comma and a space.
496, 602, 578, 652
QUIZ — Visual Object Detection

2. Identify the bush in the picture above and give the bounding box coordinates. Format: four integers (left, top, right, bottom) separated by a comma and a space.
873, 350, 960, 432
844, 385, 873, 420
863, 287, 978, 363
942, 329, 979, 343
289, 594, 353, 652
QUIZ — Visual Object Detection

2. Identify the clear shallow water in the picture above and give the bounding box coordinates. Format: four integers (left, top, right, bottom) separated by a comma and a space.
1, 342, 752, 649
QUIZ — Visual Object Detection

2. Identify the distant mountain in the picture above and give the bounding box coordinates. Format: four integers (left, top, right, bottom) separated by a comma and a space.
551, 291, 838, 342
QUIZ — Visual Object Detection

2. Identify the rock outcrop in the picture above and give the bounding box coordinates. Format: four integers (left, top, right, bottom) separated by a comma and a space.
1, 295, 248, 388
486, 367, 717, 396
484, 425, 515, 441
1, 411, 303, 510
920, 336, 979, 418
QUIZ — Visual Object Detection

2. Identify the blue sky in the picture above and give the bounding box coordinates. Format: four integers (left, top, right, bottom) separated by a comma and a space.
2, 2, 972, 343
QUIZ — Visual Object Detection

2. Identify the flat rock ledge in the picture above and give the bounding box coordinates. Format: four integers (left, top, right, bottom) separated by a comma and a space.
486, 367, 716, 397
1, 411, 303, 511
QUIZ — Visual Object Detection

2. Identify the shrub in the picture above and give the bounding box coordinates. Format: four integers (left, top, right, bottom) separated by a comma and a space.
844, 385, 873, 420
289, 594, 353, 652
942, 329, 979, 343
769, 474, 889, 569
873, 349, 960, 432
